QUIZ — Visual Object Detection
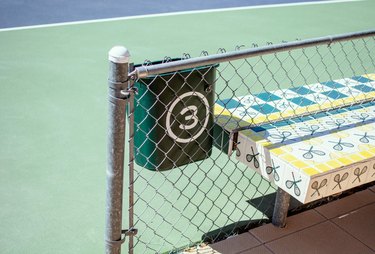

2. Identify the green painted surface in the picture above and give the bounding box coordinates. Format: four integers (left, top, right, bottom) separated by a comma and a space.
1, 1, 375, 253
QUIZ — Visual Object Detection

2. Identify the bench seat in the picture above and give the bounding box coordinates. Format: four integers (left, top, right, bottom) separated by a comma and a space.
214, 74, 375, 203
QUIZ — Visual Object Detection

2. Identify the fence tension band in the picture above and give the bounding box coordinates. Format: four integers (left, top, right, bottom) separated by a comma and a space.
123, 228, 138, 237
121, 87, 138, 97
108, 80, 128, 89
105, 228, 138, 248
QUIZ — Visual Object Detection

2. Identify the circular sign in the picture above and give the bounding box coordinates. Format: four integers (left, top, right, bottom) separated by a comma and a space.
165, 92, 210, 143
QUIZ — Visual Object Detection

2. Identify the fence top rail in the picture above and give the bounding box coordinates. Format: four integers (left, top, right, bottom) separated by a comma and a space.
132, 29, 375, 79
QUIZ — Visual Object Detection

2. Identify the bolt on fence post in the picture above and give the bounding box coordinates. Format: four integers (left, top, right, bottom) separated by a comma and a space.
272, 187, 291, 228
105, 46, 130, 254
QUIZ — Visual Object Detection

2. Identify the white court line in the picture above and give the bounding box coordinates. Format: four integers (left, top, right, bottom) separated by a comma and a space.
0, 0, 364, 32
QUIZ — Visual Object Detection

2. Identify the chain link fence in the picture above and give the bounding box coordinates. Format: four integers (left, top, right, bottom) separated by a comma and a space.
105, 30, 375, 254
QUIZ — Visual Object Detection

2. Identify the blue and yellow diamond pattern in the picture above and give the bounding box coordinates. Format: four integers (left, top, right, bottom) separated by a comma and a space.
215, 74, 375, 203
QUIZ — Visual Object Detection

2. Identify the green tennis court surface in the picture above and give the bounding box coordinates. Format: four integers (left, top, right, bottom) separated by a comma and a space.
1, 1, 375, 253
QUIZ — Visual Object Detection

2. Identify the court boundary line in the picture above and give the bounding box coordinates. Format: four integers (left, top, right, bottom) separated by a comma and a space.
0, 0, 364, 32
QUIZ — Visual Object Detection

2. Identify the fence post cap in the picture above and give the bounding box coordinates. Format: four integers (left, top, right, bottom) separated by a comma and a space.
108, 46, 130, 63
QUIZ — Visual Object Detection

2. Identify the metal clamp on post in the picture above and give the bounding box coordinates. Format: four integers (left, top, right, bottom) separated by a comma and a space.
108, 80, 131, 106
105, 236, 126, 248
112, 64, 137, 103
108, 46, 131, 101
104, 228, 138, 249
108, 80, 128, 90
120, 86, 138, 98
123, 228, 138, 237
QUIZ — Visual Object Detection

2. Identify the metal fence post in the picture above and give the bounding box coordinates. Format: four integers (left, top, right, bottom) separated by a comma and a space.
272, 187, 291, 228
105, 46, 130, 254
127, 67, 136, 254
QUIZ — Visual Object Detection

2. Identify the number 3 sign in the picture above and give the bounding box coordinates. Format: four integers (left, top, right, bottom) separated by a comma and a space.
165, 92, 210, 143
133, 62, 217, 170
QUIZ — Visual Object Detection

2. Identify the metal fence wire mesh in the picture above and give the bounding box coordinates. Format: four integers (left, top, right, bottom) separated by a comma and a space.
126, 31, 375, 253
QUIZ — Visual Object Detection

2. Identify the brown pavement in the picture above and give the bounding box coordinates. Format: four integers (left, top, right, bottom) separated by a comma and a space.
209, 186, 375, 254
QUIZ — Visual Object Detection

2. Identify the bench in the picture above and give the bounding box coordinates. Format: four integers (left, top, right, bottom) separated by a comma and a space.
214, 74, 375, 208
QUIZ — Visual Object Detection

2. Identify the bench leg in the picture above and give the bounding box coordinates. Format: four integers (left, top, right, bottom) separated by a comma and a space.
272, 188, 291, 228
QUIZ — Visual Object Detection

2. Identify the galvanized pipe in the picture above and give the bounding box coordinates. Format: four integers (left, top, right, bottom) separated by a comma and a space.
134, 29, 375, 78
127, 69, 136, 254
272, 188, 291, 228
105, 46, 130, 254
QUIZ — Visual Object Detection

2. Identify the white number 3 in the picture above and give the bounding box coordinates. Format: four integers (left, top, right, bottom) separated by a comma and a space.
179, 105, 198, 130
165, 92, 210, 143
